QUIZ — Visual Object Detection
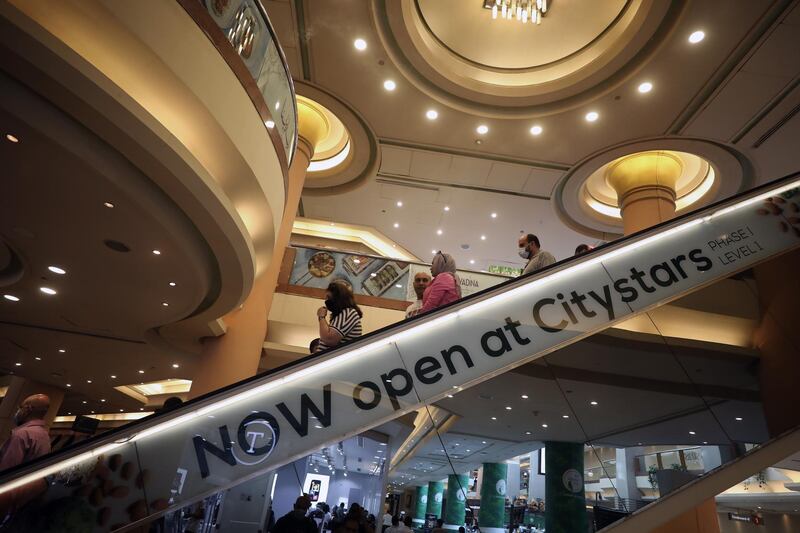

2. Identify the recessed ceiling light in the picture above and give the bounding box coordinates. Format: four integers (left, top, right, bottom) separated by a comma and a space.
354, 38, 367, 50
688, 30, 705, 44
40, 287, 57, 295
393, 223, 399, 228
443, 206, 450, 212
169, 282, 176, 287
383, 80, 396, 91
491, 416, 497, 420
265, 120, 275, 129
490, 212, 497, 218
58, 349, 66, 353
396, 201, 403, 207
103, 201, 114, 208
6, 134, 19, 143
541, 423, 548, 428
525, 431, 531, 435
521, 394, 528, 399
436, 229, 443, 235
529, 125, 543, 135
476, 125, 489, 135
34, 357, 41, 361
3, 294, 19, 302
590, 401, 598, 405
469, 259, 475, 265
395, 284, 402, 288
505, 406, 512, 410
138, 370, 144, 374
480, 235, 486, 240
637, 81, 653, 93
120, 409, 124, 412
111, 375, 117, 379
152, 249, 161, 255
426, 109, 438, 120
82, 400, 87, 404
14, 362, 21, 367
100, 398, 105, 402
562, 414, 569, 419
87, 379, 92, 383
172, 363, 180, 368
66, 383, 71, 387
585, 111, 599, 122
735, 417, 743, 421
689, 431, 696, 435
48, 266, 67, 275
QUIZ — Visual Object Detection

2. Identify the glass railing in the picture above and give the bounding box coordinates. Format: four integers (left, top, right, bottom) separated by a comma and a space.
282, 244, 513, 306
197, 0, 297, 163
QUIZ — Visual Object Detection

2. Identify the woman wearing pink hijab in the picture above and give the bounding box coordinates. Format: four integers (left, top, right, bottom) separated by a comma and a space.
420, 251, 462, 313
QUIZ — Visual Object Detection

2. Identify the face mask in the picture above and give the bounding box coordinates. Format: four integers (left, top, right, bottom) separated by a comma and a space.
324, 298, 337, 312
518, 248, 531, 259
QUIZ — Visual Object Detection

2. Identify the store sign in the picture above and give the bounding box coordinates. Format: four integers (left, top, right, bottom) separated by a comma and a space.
3, 181, 799, 532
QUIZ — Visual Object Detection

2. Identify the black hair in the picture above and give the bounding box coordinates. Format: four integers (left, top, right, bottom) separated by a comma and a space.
526, 233, 540, 248
574, 243, 590, 255
309, 338, 320, 353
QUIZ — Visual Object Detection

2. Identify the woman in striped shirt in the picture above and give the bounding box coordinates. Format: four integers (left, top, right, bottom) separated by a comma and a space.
315, 280, 363, 352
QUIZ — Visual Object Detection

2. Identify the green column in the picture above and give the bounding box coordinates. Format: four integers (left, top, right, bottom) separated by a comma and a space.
443, 473, 469, 529
426, 480, 445, 519
544, 441, 587, 533
478, 463, 508, 533
413, 485, 428, 525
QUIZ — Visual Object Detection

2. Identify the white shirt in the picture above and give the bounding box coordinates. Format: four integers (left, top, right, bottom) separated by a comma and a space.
383, 513, 393, 526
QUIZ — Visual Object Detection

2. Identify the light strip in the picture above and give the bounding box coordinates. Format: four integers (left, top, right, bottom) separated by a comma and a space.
676, 167, 715, 211
2, 178, 798, 496
307, 141, 350, 173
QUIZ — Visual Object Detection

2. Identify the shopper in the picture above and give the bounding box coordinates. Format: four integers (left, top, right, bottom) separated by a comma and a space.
0, 394, 51, 471
273, 495, 318, 533
381, 509, 393, 532
385, 516, 402, 533
401, 515, 414, 532
315, 281, 363, 352
405, 271, 431, 318
431, 518, 446, 533
518, 233, 556, 275
574, 243, 591, 256
420, 252, 462, 313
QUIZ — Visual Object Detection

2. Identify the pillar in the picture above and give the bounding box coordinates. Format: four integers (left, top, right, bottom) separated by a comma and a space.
0, 376, 64, 444
608, 152, 719, 532
544, 442, 587, 533
478, 463, 507, 533
606, 151, 681, 235
614, 447, 642, 503
426, 480, 444, 520
443, 474, 469, 530
412, 485, 428, 525
189, 101, 328, 398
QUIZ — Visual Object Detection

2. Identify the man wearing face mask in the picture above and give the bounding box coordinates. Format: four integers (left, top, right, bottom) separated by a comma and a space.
0, 394, 51, 472
518, 233, 556, 276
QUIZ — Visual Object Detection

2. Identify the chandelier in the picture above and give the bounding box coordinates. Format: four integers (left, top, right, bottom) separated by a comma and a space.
482, 0, 549, 25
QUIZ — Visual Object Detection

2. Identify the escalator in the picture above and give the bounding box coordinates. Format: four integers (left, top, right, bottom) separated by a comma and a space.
1, 172, 799, 531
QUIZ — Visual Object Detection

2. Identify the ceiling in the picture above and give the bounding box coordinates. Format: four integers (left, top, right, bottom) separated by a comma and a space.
266, 0, 800, 267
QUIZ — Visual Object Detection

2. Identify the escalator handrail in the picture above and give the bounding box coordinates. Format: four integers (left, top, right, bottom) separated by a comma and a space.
0, 170, 798, 487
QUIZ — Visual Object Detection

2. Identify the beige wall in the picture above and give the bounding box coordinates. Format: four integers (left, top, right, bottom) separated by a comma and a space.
718, 512, 800, 533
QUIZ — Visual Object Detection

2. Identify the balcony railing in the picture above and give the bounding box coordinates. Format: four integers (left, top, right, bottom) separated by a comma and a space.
188, 0, 297, 166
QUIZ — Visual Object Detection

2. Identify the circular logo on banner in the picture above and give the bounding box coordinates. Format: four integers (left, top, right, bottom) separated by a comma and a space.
495, 479, 506, 496
434, 492, 443, 503
456, 488, 466, 502
562, 469, 583, 493
233, 412, 280, 466
421, 495, 428, 505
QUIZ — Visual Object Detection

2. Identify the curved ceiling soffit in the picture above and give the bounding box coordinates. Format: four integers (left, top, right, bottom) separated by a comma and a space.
370, 0, 688, 118
551, 136, 756, 240
296, 81, 381, 197
0, 3, 263, 350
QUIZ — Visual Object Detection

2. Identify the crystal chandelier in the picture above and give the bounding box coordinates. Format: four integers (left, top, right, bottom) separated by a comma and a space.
483, 0, 549, 25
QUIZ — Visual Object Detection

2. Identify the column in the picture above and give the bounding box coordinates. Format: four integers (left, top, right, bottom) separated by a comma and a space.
0, 376, 64, 444
608, 152, 720, 533
544, 442, 587, 533
478, 463, 507, 533
614, 447, 642, 503
443, 474, 468, 529
606, 151, 681, 235
426, 480, 444, 519
412, 485, 428, 525
189, 101, 327, 398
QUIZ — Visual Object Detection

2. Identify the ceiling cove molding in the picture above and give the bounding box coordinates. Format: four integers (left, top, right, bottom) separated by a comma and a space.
370, 0, 687, 118
552, 136, 755, 240
297, 81, 381, 196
